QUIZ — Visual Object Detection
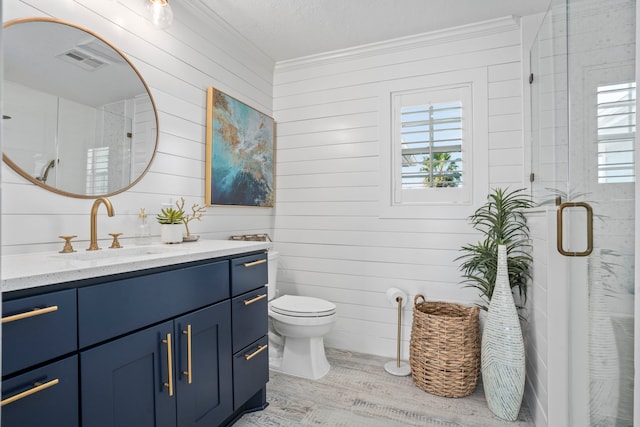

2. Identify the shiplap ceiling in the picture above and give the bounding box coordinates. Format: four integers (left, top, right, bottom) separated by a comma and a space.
191, 0, 551, 62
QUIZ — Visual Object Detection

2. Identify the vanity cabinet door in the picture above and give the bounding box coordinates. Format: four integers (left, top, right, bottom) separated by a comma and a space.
231, 253, 268, 297
233, 336, 269, 410
81, 303, 233, 427
1, 355, 78, 427
81, 321, 176, 427
232, 286, 268, 353
175, 301, 232, 427
2, 288, 77, 375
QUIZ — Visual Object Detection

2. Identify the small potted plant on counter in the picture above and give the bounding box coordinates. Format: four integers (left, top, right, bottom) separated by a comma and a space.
157, 206, 184, 244
176, 197, 206, 242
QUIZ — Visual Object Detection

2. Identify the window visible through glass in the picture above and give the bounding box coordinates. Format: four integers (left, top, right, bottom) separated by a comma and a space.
86, 147, 110, 194
400, 102, 463, 189
597, 82, 635, 184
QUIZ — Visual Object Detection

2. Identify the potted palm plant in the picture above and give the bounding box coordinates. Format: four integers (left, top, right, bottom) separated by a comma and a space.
156, 206, 184, 244
456, 187, 534, 316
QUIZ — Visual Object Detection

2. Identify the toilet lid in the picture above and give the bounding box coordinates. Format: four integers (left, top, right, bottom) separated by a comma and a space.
270, 295, 336, 317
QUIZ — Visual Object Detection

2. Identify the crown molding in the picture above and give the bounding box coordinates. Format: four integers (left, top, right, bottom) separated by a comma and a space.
275, 16, 520, 72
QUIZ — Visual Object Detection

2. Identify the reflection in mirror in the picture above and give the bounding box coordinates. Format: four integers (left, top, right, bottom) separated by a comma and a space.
3, 18, 158, 198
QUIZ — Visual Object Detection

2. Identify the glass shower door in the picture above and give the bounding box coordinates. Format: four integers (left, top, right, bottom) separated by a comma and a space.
530, 0, 636, 425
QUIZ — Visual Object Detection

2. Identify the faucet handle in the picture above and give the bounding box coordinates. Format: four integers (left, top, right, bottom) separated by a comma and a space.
58, 235, 78, 253
109, 233, 123, 249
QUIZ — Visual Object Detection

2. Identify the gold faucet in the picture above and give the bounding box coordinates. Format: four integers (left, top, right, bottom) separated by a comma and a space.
87, 197, 115, 251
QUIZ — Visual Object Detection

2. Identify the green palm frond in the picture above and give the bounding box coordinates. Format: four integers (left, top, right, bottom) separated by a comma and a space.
456, 187, 534, 317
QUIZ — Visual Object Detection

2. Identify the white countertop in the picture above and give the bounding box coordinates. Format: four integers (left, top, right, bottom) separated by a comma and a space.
2, 239, 272, 293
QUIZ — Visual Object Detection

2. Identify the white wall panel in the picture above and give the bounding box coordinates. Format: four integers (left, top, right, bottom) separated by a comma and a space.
273, 17, 528, 359
1, 0, 275, 253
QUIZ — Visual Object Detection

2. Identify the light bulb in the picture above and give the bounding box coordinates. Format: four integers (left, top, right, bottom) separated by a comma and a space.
144, 0, 173, 30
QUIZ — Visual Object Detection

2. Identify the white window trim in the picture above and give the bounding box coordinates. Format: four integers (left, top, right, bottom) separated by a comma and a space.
379, 67, 488, 219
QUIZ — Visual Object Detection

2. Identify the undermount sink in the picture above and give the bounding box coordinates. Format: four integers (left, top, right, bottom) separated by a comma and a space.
53, 245, 175, 261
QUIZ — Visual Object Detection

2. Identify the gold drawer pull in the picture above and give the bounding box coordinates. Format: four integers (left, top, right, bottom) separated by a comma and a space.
1, 378, 59, 406
243, 259, 266, 268
162, 333, 174, 397
243, 294, 267, 305
244, 344, 268, 361
182, 325, 193, 384
2, 306, 59, 324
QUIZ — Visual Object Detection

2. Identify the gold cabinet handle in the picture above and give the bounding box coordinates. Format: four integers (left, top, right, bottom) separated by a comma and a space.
162, 333, 174, 396
557, 202, 593, 257
244, 344, 268, 361
243, 259, 267, 268
1, 378, 59, 406
2, 305, 58, 324
243, 294, 267, 305
181, 325, 192, 384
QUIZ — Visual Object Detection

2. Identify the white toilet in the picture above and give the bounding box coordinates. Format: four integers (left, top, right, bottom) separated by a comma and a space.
267, 251, 337, 380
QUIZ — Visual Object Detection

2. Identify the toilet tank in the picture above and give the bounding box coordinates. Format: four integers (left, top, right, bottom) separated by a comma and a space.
267, 251, 279, 301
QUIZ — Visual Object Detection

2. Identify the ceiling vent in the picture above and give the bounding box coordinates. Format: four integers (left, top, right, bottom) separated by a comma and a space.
57, 48, 108, 71
77, 38, 124, 64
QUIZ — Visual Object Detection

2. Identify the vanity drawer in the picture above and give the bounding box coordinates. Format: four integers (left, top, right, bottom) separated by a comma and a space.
233, 335, 268, 410
2, 355, 79, 427
78, 260, 229, 348
231, 253, 268, 297
232, 286, 268, 353
2, 289, 77, 375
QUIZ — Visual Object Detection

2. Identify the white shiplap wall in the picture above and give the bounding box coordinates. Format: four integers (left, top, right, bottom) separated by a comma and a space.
272, 17, 528, 358
1, 0, 275, 255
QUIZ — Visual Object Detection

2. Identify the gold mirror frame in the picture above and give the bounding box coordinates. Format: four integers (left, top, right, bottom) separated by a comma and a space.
2, 17, 159, 199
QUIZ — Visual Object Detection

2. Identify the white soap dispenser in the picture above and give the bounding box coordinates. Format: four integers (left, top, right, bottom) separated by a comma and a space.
135, 208, 151, 245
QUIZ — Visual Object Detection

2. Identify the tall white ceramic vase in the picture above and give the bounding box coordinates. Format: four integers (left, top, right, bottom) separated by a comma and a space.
481, 244, 525, 421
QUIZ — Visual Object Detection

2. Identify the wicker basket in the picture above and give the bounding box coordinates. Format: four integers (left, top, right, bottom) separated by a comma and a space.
409, 294, 480, 398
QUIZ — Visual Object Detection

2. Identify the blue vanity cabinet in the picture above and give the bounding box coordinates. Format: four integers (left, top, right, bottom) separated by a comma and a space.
230, 254, 269, 413
79, 259, 234, 427
81, 302, 232, 427
1, 288, 78, 427
3, 249, 270, 427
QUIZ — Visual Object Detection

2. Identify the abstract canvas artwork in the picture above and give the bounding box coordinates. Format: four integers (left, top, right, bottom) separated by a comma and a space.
205, 87, 275, 207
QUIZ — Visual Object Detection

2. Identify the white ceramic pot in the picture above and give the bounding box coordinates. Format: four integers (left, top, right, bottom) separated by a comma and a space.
160, 224, 183, 244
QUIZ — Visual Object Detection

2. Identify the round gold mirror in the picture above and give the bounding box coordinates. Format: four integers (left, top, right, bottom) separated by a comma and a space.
2, 17, 158, 198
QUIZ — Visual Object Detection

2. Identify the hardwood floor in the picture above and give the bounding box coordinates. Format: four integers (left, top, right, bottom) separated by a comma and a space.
235, 347, 535, 427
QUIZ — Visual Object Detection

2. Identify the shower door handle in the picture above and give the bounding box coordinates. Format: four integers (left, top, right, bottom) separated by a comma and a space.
556, 202, 593, 257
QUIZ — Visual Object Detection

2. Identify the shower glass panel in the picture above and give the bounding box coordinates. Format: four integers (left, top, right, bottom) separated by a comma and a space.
530, 0, 635, 425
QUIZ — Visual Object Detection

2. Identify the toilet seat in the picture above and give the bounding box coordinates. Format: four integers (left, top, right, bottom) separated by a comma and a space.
270, 295, 336, 317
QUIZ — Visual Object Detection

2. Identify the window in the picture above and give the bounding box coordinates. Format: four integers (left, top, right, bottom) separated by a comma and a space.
391, 84, 472, 205
380, 68, 487, 219
597, 82, 636, 184
400, 102, 463, 189
86, 147, 110, 194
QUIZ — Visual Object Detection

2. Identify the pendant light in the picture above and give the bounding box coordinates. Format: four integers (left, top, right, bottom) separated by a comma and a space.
144, 0, 173, 30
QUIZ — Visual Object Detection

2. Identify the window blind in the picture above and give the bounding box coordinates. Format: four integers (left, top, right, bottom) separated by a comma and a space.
400, 102, 463, 189
86, 147, 110, 194
597, 82, 635, 184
